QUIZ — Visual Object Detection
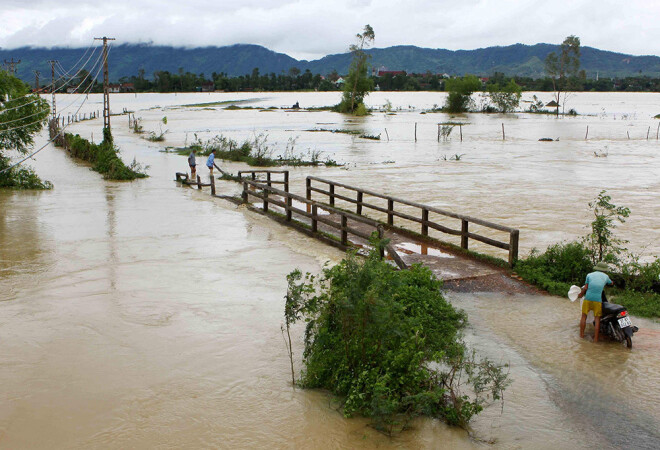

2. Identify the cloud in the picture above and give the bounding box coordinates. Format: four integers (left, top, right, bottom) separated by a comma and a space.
1, 0, 659, 58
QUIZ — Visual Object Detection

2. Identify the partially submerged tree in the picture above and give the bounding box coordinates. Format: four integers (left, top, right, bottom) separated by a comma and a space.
444, 75, 481, 113
0, 70, 51, 189
338, 25, 375, 115
545, 35, 581, 116
487, 79, 522, 113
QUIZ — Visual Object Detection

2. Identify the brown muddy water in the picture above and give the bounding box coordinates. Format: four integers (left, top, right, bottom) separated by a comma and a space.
1, 92, 659, 448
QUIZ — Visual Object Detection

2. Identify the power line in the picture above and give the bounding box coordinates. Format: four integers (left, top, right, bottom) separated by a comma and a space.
0, 48, 107, 132
0, 52, 106, 175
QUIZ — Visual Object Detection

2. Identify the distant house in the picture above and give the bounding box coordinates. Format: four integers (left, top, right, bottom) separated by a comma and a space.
335, 77, 345, 86
201, 82, 215, 92
109, 84, 121, 93
120, 83, 135, 93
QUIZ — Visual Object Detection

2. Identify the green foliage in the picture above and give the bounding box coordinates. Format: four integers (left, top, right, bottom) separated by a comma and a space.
0, 70, 50, 154
285, 241, 509, 432
611, 291, 660, 319
486, 79, 522, 113
443, 75, 481, 113
63, 132, 148, 180
0, 155, 52, 189
337, 25, 375, 115
584, 190, 630, 265
515, 241, 593, 296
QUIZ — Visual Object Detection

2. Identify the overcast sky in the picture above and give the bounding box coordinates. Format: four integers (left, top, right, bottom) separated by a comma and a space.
1, 0, 658, 60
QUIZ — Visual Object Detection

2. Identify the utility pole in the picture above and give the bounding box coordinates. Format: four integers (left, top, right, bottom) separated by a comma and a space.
94, 36, 115, 131
47, 60, 58, 121
4, 58, 21, 74
34, 70, 40, 92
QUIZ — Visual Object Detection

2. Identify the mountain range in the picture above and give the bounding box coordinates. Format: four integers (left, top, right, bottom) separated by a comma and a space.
3, 43, 660, 83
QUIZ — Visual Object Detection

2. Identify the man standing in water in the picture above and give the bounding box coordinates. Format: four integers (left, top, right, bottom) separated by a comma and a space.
206, 149, 216, 176
577, 261, 614, 342
188, 148, 197, 180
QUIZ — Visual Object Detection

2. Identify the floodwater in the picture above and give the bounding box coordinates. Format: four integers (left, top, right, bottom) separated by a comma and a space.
1, 91, 659, 448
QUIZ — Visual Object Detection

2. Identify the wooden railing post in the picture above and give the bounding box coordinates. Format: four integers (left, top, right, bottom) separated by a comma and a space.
509, 229, 519, 267
210, 174, 216, 195
284, 171, 289, 193
341, 215, 348, 245
306, 177, 312, 201
422, 208, 429, 236
263, 186, 269, 212
461, 219, 469, 249
242, 182, 248, 202
357, 191, 363, 215
387, 199, 394, 226
267, 172, 272, 188
286, 196, 292, 221
197, 175, 202, 190
329, 184, 335, 206
377, 225, 385, 260
312, 204, 318, 232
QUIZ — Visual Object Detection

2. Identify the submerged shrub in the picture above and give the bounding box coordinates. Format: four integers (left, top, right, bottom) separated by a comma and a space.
284, 239, 509, 433
0, 156, 53, 190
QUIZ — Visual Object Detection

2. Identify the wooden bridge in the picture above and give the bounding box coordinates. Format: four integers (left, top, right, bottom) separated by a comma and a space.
175, 170, 521, 286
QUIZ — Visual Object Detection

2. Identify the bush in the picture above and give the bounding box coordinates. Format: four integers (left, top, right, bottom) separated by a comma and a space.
0, 156, 52, 190
284, 240, 509, 433
63, 132, 147, 180
515, 241, 593, 296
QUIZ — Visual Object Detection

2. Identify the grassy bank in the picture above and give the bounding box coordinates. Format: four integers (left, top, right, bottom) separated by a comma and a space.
60, 129, 148, 181
515, 241, 660, 319
174, 133, 339, 167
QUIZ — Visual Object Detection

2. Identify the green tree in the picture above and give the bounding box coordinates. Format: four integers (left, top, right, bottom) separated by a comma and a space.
487, 79, 522, 113
338, 24, 375, 115
0, 70, 51, 189
545, 35, 581, 116
444, 75, 481, 113
584, 190, 630, 264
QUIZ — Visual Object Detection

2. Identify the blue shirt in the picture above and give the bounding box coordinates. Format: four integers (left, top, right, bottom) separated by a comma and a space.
206, 153, 215, 167
584, 271, 613, 302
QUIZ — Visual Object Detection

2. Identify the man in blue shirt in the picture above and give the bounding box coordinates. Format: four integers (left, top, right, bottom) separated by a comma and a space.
206, 149, 216, 176
577, 261, 613, 343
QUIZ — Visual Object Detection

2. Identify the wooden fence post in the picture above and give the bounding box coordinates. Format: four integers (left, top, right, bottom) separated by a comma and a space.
459, 124, 463, 142
267, 172, 272, 188
585, 126, 589, 140
341, 215, 348, 245
437, 124, 440, 142
263, 186, 269, 212
377, 225, 385, 260
284, 171, 289, 193
210, 174, 216, 195
197, 175, 202, 190
509, 229, 520, 267
306, 177, 312, 201
242, 182, 248, 202
501, 123, 505, 141
357, 191, 363, 215
329, 184, 335, 206
312, 205, 318, 232
461, 219, 469, 249
414, 122, 417, 142
422, 208, 429, 236
387, 199, 394, 226
286, 196, 292, 221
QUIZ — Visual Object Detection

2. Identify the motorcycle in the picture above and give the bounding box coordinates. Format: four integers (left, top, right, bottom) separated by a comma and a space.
598, 294, 639, 348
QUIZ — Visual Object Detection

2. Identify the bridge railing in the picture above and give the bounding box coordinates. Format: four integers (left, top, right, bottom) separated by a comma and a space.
306, 176, 519, 266
238, 170, 289, 193
241, 179, 407, 269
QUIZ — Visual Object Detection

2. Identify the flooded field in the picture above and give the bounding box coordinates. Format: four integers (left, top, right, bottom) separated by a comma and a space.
1, 91, 659, 448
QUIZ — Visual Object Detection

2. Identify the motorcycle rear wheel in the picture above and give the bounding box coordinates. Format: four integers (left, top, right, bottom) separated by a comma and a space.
625, 336, 632, 348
